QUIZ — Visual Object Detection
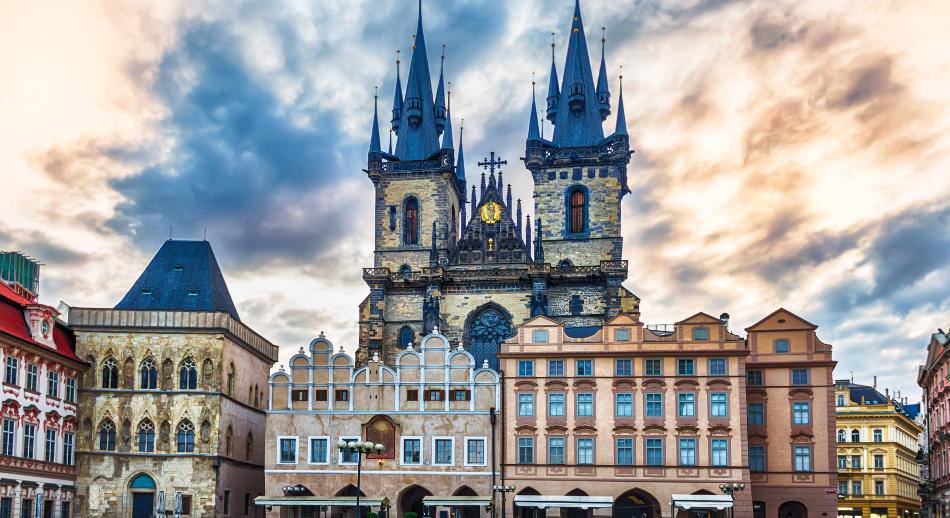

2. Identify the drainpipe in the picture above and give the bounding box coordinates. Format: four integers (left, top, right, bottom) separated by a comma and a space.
491, 407, 497, 518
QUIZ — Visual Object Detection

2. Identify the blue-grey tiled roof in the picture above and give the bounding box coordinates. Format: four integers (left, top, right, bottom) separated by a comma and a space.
902, 403, 921, 420
564, 326, 601, 339
115, 240, 240, 320
847, 384, 888, 405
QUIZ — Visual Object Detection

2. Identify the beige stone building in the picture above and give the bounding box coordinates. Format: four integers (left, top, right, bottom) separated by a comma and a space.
68, 240, 278, 517
261, 329, 500, 518
499, 313, 754, 518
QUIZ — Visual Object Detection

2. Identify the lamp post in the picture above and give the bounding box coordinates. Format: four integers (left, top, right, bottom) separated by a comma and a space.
493, 485, 516, 518
338, 439, 385, 518
719, 483, 745, 518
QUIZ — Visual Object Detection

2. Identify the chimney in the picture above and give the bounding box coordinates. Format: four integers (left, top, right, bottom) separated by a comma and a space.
719, 313, 730, 329
873, 376, 877, 388
886, 388, 889, 398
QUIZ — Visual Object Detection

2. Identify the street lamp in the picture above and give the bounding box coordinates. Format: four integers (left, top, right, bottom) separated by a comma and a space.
338, 439, 385, 518
493, 485, 516, 518
719, 483, 745, 518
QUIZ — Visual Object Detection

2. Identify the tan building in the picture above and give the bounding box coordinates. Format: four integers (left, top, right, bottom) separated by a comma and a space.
745, 309, 838, 518
69, 240, 278, 517
261, 329, 500, 518
0, 256, 87, 517
834, 380, 923, 518
498, 312, 754, 518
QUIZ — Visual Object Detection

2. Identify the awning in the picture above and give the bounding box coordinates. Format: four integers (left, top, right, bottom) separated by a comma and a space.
671, 494, 733, 511
514, 495, 613, 509
423, 496, 492, 507
254, 496, 385, 508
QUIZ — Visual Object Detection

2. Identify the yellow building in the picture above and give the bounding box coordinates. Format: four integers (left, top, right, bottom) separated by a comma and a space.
835, 380, 923, 518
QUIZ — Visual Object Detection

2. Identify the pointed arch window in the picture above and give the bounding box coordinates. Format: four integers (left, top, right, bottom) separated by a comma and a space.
98, 420, 116, 451
246, 432, 254, 461
566, 187, 587, 235
226, 363, 235, 396
176, 420, 195, 453
137, 420, 155, 452
179, 358, 198, 390
404, 197, 420, 245
399, 326, 415, 349
101, 357, 119, 389
140, 358, 158, 389
225, 425, 234, 457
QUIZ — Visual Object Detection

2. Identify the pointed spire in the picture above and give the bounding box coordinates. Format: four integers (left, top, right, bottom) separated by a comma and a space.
534, 217, 544, 264
596, 26, 611, 121
441, 87, 454, 150
546, 32, 560, 124
528, 77, 541, 142
525, 214, 533, 261
615, 68, 628, 136
471, 183, 477, 208
391, 49, 403, 132
369, 86, 382, 154
480, 171, 486, 195
488, 171, 496, 190
388, 129, 393, 154
516, 199, 523, 234
395, 0, 440, 160
435, 45, 447, 135
498, 171, 504, 194
506, 184, 513, 210
455, 119, 466, 182
552, 0, 605, 147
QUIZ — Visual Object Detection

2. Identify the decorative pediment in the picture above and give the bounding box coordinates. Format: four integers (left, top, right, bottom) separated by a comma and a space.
676, 312, 724, 325
545, 380, 568, 389
748, 433, 768, 443
452, 180, 528, 265
642, 379, 666, 389
706, 379, 731, 388
612, 379, 636, 390
514, 380, 538, 389
674, 379, 699, 388
675, 424, 699, 435
745, 308, 818, 332
515, 425, 538, 434
789, 388, 814, 398
709, 425, 732, 435
573, 425, 597, 434
545, 424, 568, 434
790, 431, 814, 442
22, 303, 59, 349
612, 424, 637, 434
642, 424, 668, 433
748, 389, 768, 399
573, 379, 596, 390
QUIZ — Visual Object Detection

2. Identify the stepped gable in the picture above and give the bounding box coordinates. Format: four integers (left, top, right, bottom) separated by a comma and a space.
452, 178, 527, 265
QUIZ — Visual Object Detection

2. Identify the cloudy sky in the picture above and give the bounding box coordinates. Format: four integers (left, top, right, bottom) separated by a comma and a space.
2, 0, 948, 400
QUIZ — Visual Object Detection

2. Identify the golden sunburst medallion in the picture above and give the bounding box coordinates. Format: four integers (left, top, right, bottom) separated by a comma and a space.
479, 201, 502, 224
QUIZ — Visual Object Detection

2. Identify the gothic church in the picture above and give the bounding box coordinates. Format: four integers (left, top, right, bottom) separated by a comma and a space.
358, 0, 636, 368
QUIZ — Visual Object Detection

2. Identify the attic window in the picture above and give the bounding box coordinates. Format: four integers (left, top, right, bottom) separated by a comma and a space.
187, 290, 198, 297
777, 319, 786, 323
141, 288, 153, 295
172, 265, 184, 272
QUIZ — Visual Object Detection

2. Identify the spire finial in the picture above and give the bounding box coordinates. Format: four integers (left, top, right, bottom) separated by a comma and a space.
369, 85, 381, 154
441, 44, 446, 64
411, 34, 416, 50
602, 26, 606, 56
551, 32, 556, 62
447, 81, 452, 111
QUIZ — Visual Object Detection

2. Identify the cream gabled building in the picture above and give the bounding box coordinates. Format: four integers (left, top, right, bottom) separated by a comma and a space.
835, 380, 922, 518
262, 329, 500, 518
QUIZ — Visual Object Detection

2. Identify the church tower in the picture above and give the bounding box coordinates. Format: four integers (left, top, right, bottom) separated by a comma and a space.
365, 2, 463, 273
523, 0, 631, 268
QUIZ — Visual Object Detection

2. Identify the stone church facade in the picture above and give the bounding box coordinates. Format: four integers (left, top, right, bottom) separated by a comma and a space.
357, 0, 636, 370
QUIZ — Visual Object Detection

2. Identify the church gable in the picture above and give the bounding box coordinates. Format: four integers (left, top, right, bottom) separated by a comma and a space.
745, 308, 818, 332
452, 174, 528, 265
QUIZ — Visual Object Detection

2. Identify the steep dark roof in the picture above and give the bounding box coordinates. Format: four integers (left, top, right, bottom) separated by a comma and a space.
564, 326, 601, 339
902, 403, 921, 420
846, 383, 888, 405
115, 240, 240, 320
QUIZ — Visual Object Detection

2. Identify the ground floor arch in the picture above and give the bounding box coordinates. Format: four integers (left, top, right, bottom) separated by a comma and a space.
778, 501, 808, 518
129, 473, 156, 518
562, 489, 590, 518
331, 484, 368, 518
400, 485, 433, 518
453, 486, 480, 518
516, 487, 543, 518
613, 488, 661, 518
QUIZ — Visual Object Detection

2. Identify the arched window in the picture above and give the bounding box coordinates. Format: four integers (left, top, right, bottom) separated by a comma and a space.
176, 420, 195, 453
851, 429, 860, 442
404, 197, 420, 245
226, 363, 235, 396
179, 359, 198, 390
557, 259, 573, 269
98, 420, 116, 451
569, 188, 586, 234
692, 327, 710, 340
399, 326, 415, 349
101, 357, 119, 389
129, 473, 155, 490
140, 358, 158, 389
246, 432, 254, 460
837, 429, 846, 443
399, 264, 413, 278
467, 305, 514, 370
225, 426, 233, 457
137, 420, 155, 452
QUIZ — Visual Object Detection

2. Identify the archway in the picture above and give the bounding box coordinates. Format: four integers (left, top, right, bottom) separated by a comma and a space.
690, 490, 724, 518
562, 489, 589, 518
778, 502, 807, 518
614, 489, 661, 518
453, 486, 479, 518
400, 485, 433, 518
463, 304, 514, 370
516, 487, 542, 518
332, 484, 368, 518
129, 473, 156, 518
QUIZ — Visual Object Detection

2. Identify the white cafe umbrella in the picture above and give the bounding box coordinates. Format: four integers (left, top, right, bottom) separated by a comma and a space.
157, 491, 166, 514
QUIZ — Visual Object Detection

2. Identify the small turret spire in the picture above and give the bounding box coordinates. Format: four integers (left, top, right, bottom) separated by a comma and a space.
615, 67, 627, 136
528, 77, 541, 141
429, 220, 438, 266
596, 26, 611, 121
506, 184, 513, 210
516, 199, 523, 234
498, 171, 504, 194
525, 214, 533, 260
369, 86, 382, 154
546, 33, 560, 124
441, 86, 454, 150
471, 183, 477, 208
534, 217, 544, 264
480, 171, 486, 195
435, 44, 447, 135
456, 119, 466, 181
391, 50, 403, 132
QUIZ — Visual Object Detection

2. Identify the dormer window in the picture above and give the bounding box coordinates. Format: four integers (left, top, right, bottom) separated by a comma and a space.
172, 265, 184, 272
692, 327, 709, 341
141, 288, 153, 295
40, 319, 50, 338
187, 290, 198, 297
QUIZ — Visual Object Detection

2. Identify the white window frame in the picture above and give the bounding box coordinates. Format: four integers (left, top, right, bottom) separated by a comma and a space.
463, 436, 487, 467
338, 436, 360, 465
431, 436, 455, 466
276, 436, 298, 465
400, 436, 423, 466
307, 436, 330, 465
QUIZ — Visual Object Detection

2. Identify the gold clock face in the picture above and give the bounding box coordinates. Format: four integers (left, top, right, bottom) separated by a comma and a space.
480, 201, 502, 224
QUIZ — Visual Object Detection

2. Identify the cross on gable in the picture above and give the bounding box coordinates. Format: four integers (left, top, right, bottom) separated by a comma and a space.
477, 151, 507, 175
